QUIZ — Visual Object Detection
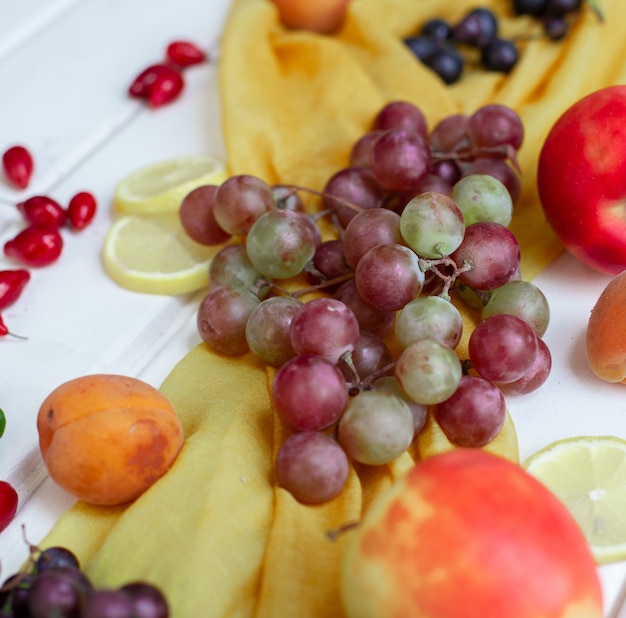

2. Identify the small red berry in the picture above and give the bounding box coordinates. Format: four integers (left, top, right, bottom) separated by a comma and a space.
128, 63, 176, 99
146, 66, 185, 108
166, 40, 207, 67
17, 195, 66, 228
67, 191, 97, 230
2, 145, 34, 190
0, 269, 30, 310
4, 226, 64, 267
0, 480, 18, 532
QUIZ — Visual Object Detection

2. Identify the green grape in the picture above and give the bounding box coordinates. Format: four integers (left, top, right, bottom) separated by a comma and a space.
395, 295, 463, 349
246, 210, 316, 279
337, 390, 415, 466
399, 191, 465, 258
450, 173, 513, 226
395, 339, 462, 405
482, 280, 550, 337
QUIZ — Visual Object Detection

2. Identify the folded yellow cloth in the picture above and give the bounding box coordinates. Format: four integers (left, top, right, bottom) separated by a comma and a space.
42, 1, 626, 616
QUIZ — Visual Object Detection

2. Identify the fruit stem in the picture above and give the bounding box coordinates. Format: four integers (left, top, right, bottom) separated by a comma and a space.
278, 184, 364, 214
290, 271, 355, 298
586, 0, 604, 22
325, 520, 360, 541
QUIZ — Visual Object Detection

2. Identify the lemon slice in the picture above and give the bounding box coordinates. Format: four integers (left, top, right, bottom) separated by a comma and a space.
113, 155, 228, 214
103, 213, 223, 295
523, 435, 626, 565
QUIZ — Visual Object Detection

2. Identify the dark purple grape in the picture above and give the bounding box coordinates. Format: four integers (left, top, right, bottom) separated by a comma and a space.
425, 45, 464, 85
80, 589, 135, 618
513, 0, 548, 16
481, 38, 519, 73
453, 8, 498, 48
403, 34, 439, 63
120, 582, 169, 618
546, 0, 583, 15
2, 572, 35, 618
27, 567, 92, 618
421, 18, 453, 41
35, 546, 80, 574
543, 15, 570, 40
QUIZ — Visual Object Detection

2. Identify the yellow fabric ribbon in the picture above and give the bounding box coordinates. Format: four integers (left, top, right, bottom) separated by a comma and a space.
42, 1, 626, 616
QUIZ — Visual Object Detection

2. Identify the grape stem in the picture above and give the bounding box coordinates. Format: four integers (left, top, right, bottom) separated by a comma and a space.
419, 256, 474, 301
278, 184, 364, 214
431, 144, 520, 174
288, 270, 355, 298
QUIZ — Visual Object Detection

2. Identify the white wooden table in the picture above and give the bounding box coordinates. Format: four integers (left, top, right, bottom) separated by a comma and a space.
1, 1, 626, 616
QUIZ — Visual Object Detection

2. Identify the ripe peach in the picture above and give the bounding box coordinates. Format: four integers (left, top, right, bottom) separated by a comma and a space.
586, 270, 626, 382
341, 449, 603, 618
37, 374, 184, 506
271, 0, 351, 34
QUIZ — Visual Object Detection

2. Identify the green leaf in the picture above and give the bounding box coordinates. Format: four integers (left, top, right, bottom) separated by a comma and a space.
0, 408, 5, 438
586, 0, 604, 22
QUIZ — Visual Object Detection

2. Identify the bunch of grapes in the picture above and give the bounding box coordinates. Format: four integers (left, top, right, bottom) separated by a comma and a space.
179, 99, 552, 505
0, 542, 169, 617
513, 0, 602, 41
403, 8, 519, 84
403, 2, 603, 84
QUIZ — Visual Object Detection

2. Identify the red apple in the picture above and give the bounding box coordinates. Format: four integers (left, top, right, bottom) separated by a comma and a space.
538, 85, 626, 275
340, 449, 603, 618
0, 480, 18, 532
271, 0, 351, 34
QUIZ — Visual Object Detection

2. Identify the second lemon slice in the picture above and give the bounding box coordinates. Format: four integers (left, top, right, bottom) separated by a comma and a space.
103, 213, 223, 295
113, 155, 228, 214
523, 435, 626, 565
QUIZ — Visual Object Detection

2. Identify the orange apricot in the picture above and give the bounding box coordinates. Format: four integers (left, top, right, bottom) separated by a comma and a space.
270, 0, 351, 34
586, 270, 626, 383
37, 374, 184, 506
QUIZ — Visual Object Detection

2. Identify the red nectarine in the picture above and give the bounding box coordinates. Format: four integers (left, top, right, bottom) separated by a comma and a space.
341, 449, 603, 618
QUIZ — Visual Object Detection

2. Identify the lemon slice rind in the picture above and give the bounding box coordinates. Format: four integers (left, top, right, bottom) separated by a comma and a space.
103, 213, 221, 296
523, 435, 626, 565
113, 155, 228, 215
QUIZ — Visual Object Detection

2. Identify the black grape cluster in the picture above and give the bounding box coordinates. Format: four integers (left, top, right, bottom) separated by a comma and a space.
513, 0, 594, 40
0, 544, 168, 618
404, 1, 601, 84
404, 8, 519, 84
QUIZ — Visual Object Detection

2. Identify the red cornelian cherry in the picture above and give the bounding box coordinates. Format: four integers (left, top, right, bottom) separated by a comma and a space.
67, 191, 97, 230
17, 195, 66, 228
128, 63, 172, 98
146, 66, 185, 108
166, 40, 208, 67
4, 226, 63, 267
0, 480, 18, 531
2, 145, 34, 190
0, 269, 30, 310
